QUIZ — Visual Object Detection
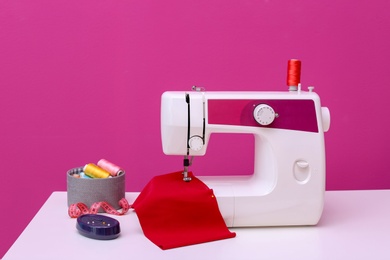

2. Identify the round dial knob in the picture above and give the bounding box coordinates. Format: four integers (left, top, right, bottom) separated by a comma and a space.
253, 104, 276, 125
189, 136, 204, 151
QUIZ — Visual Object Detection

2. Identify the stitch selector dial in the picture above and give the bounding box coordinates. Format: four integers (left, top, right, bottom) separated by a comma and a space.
253, 104, 276, 126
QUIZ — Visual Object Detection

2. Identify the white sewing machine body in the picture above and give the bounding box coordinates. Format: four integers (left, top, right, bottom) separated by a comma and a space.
161, 90, 330, 227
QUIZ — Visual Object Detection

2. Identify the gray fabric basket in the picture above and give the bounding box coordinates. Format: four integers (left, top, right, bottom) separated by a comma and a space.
67, 167, 125, 212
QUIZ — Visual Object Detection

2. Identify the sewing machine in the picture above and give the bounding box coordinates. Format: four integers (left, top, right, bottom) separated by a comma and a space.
161, 75, 330, 227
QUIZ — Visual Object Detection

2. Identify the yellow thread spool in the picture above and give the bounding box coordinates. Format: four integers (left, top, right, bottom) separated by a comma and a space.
84, 163, 110, 179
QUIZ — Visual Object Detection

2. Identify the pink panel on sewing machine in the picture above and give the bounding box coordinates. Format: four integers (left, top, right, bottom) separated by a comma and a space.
208, 99, 318, 132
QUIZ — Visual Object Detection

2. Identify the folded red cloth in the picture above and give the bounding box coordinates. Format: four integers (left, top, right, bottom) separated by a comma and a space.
132, 171, 236, 249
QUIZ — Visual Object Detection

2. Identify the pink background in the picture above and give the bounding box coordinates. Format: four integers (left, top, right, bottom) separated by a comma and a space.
1, 0, 389, 257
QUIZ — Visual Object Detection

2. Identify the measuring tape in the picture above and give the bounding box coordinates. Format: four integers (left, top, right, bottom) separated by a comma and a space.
68, 198, 131, 218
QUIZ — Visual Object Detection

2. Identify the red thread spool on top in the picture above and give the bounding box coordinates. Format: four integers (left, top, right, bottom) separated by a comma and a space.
287, 59, 301, 87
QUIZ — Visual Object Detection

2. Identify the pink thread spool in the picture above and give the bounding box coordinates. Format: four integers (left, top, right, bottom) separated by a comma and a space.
97, 159, 124, 177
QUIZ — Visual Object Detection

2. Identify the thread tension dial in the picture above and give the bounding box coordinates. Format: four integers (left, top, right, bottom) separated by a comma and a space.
189, 136, 204, 151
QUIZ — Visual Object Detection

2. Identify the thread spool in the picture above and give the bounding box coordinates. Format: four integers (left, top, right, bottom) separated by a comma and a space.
287, 59, 301, 90
97, 159, 124, 177
84, 163, 110, 179
80, 172, 92, 179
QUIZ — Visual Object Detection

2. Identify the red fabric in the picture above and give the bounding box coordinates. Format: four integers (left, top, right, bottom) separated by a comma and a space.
132, 171, 236, 249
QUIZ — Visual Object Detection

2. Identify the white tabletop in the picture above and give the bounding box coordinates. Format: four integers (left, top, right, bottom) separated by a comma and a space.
3, 190, 390, 259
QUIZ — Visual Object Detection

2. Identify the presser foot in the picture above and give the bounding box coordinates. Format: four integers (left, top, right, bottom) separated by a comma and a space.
182, 168, 192, 182
183, 175, 192, 182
